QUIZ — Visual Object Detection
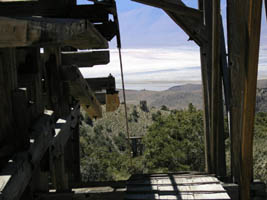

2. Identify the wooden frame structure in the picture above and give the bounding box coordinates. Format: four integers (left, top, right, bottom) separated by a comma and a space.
0, 0, 266, 199
0, 0, 120, 199
132, 0, 263, 200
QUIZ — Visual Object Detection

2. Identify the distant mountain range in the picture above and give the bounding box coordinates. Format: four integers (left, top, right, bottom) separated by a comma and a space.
119, 79, 267, 112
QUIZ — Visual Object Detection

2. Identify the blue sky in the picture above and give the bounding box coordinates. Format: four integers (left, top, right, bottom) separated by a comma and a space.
78, 0, 267, 90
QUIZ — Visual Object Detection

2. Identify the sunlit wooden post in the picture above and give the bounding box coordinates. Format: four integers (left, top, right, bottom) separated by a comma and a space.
227, 0, 262, 199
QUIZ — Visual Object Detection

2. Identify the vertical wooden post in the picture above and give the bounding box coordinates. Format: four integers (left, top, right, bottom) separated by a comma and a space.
200, 0, 213, 173
211, 0, 226, 178
64, 124, 81, 188
227, 0, 262, 199
0, 48, 17, 166
241, 1, 262, 199
227, 0, 245, 184
72, 124, 81, 185
32, 151, 50, 193
50, 144, 70, 192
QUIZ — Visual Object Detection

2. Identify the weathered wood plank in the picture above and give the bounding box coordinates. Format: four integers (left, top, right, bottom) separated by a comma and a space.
128, 184, 225, 193
85, 75, 116, 92
126, 174, 231, 200
61, 51, 110, 67
36, 191, 125, 200
0, 105, 79, 200
61, 65, 102, 118
0, 3, 109, 23
0, 110, 55, 200
126, 193, 230, 200
128, 177, 220, 186
0, 17, 108, 49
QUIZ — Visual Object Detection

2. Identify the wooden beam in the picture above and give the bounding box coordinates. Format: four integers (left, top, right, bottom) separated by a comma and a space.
73, 180, 127, 189
0, 3, 110, 23
227, 0, 263, 199
64, 124, 81, 187
199, 0, 213, 173
131, 0, 206, 46
61, 65, 102, 118
0, 105, 79, 200
0, 17, 108, 49
240, 1, 262, 199
0, 48, 18, 164
165, 11, 206, 46
95, 93, 106, 105
35, 191, 125, 200
211, 0, 226, 178
85, 75, 116, 91
61, 51, 110, 67
132, 0, 202, 19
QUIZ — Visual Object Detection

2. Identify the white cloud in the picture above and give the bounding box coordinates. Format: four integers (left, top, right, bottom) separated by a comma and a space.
80, 45, 267, 91
80, 47, 201, 90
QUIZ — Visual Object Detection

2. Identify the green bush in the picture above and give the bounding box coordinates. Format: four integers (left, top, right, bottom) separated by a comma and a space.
143, 104, 205, 173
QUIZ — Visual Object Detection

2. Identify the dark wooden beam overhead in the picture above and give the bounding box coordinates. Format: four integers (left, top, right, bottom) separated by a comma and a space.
0, 3, 110, 23
0, 17, 108, 49
61, 51, 110, 67
132, 0, 203, 19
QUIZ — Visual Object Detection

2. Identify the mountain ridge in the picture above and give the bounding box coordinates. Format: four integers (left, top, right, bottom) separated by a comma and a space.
119, 79, 267, 111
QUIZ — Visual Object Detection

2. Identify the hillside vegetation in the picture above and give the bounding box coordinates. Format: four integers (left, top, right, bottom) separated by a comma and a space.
120, 80, 267, 111
80, 103, 267, 185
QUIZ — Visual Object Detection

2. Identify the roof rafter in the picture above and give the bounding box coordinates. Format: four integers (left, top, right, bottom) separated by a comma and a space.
132, 0, 207, 46
132, 0, 203, 19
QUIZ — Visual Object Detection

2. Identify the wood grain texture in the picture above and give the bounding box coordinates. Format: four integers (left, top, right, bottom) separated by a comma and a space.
211, 0, 226, 178
61, 51, 110, 67
126, 173, 230, 200
0, 3, 109, 23
240, 1, 262, 199
227, 0, 263, 199
0, 105, 79, 200
0, 17, 108, 49
61, 65, 102, 118
0, 48, 17, 164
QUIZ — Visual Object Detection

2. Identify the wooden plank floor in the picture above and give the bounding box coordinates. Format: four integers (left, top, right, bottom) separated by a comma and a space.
125, 173, 231, 200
